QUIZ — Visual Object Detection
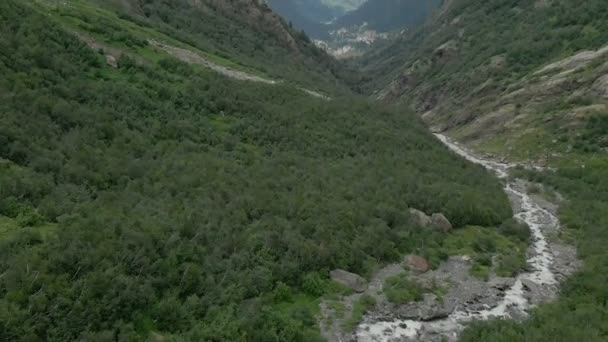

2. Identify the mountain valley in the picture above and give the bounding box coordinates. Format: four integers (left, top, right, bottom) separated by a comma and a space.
1, 1, 607, 341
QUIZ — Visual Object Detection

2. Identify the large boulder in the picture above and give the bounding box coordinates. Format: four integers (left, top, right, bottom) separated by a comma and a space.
404, 255, 430, 274
409, 208, 432, 228
396, 293, 455, 321
330, 269, 367, 293
431, 213, 453, 233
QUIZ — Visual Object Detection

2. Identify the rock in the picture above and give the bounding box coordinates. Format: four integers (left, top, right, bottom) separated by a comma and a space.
434, 40, 458, 62
409, 208, 432, 227
521, 278, 538, 293
592, 74, 608, 98
396, 293, 454, 321
431, 213, 453, 233
404, 255, 430, 274
149, 332, 166, 342
105, 54, 118, 68
490, 55, 507, 69
330, 269, 367, 293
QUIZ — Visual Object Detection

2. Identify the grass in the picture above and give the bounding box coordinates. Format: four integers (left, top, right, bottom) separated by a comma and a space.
33, 0, 269, 77
442, 225, 529, 280
343, 294, 376, 331
384, 273, 448, 305
0, 215, 19, 239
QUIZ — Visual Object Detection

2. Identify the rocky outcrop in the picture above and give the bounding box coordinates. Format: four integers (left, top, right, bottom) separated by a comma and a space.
330, 269, 367, 293
409, 209, 453, 233
404, 255, 430, 274
592, 74, 608, 98
431, 213, 452, 233
105, 55, 118, 68
409, 208, 432, 227
433, 40, 458, 62
395, 293, 454, 321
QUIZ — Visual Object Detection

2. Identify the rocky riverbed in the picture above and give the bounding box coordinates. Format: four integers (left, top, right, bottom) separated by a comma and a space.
321, 135, 580, 342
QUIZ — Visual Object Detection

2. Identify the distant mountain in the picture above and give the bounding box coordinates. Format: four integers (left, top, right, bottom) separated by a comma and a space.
332, 0, 443, 32
266, 0, 339, 38
321, 0, 367, 12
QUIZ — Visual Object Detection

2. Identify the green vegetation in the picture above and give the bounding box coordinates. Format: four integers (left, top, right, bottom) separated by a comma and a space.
441, 222, 530, 279
461, 156, 608, 341
362, 0, 608, 94
344, 294, 376, 331
0, 1, 512, 340
89, 0, 356, 94
384, 273, 446, 305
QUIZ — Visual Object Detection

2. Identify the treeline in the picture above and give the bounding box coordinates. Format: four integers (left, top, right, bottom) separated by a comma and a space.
0, 1, 510, 340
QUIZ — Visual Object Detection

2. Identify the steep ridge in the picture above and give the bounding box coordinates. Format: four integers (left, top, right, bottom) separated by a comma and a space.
360, 0, 608, 161
265, 0, 339, 39
332, 0, 443, 33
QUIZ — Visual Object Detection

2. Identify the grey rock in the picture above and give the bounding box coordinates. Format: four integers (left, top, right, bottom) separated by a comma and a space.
409, 208, 432, 227
431, 213, 453, 233
592, 74, 608, 98
396, 293, 454, 321
404, 255, 431, 274
105, 55, 118, 68
330, 269, 367, 293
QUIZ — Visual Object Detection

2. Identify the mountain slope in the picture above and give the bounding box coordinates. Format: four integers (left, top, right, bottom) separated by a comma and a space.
0, 0, 512, 340
363, 0, 608, 161
321, 0, 366, 12
333, 0, 443, 32
266, 0, 338, 39
93, 0, 352, 94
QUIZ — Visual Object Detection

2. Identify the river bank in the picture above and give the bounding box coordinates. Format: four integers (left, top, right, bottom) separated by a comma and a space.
320, 134, 580, 342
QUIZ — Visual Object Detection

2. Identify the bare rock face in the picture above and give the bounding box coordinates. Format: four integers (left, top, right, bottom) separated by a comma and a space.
431, 213, 453, 233
404, 255, 430, 274
409, 208, 432, 228
105, 55, 118, 68
396, 293, 455, 321
433, 40, 458, 62
330, 269, 367, 293
592, 74, 608, 98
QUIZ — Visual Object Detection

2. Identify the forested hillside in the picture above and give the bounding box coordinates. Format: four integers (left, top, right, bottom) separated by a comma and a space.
93, 0, 353, 94
0, 1, 512, 340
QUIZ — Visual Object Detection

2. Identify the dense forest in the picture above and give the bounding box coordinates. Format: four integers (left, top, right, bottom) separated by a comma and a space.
0, 1, 512, 340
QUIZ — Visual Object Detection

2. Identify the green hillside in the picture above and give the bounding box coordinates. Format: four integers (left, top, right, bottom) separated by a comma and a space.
0, 1, 512, 340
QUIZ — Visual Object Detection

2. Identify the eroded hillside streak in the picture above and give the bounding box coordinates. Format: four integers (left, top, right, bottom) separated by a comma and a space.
356, 134, 561, 341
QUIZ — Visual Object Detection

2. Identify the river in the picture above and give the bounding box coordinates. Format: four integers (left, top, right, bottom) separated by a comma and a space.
355, 134, 562, 341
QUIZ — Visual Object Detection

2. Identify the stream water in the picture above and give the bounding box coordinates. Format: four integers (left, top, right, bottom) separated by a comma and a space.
355, 134, 560, 341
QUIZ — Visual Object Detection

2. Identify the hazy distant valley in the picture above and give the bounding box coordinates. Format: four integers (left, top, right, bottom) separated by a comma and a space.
267, 0, 443, 58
